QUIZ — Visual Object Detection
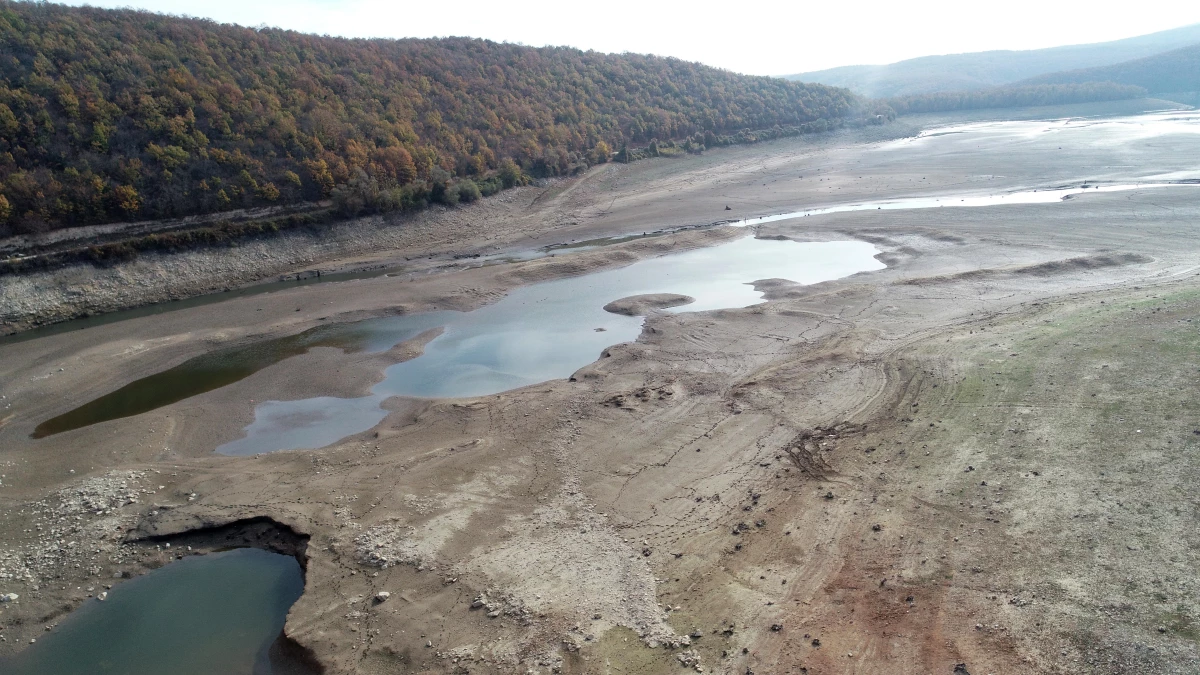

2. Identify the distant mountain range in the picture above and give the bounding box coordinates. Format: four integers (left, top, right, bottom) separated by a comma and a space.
1019, 43, 1200, 100
784, 24, 1200, 98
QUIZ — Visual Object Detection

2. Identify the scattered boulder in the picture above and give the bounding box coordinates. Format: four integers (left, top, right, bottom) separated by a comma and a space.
374, 591, 390, 603
677, 649, 702, 670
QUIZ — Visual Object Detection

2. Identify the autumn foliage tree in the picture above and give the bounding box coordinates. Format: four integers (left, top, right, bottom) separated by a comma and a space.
0, 1, 868, 235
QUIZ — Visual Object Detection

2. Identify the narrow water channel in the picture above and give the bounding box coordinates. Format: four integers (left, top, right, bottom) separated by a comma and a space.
0, 548, 304, 675
735, 182, 1199, 227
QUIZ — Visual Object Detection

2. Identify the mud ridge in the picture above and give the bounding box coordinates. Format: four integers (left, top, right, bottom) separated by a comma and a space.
900, 253, 1154, 285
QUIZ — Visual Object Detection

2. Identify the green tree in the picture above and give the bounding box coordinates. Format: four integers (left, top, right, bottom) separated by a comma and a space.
497, 159, 526, 189
455, 179, 482, 203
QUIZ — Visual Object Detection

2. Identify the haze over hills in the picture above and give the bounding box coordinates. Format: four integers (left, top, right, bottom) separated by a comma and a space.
784, 23, 1200, 98
0, 1, 871, 236
1020, 43, 1200, 102
884, 38, 1200, 116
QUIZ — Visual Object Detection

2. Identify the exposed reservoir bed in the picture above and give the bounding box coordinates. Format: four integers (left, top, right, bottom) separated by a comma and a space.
0, 548, 304, 675
30, 177, 1200, 450
5, 107, 1200, 673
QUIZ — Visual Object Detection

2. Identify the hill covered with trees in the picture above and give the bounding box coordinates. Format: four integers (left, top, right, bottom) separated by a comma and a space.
0, 1, 877, 236
886, 82, 1148, 116
1020, 43, 1200, 97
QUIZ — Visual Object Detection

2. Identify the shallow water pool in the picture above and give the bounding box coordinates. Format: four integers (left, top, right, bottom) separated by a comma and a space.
0, 548, 304, 675
216, 236, 885, 455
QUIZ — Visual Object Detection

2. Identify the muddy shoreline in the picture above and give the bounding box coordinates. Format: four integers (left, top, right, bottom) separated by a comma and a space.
2, 98, 1188, 338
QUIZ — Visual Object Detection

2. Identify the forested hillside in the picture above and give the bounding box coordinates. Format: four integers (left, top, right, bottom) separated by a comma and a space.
0, 1, 873, 236
1020, 43, 1200, 95
887, 82, 1148, 116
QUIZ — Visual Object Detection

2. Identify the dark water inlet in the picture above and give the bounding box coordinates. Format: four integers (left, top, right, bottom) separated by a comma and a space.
31, 313, 449, 438
0, 548, 305, 675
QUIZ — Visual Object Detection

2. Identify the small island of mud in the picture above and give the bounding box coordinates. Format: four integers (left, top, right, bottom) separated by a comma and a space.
602, 293, 695, 316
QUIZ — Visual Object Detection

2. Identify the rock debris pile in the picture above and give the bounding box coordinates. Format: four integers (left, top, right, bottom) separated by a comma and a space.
0, 471, 157, 591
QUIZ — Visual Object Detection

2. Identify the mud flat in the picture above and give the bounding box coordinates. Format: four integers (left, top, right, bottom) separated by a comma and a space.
2, 105, 1200, 674
603, 294, 696, 316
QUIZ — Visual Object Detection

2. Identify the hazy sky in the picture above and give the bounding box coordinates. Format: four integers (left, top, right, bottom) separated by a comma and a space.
62, 0, 1200, 75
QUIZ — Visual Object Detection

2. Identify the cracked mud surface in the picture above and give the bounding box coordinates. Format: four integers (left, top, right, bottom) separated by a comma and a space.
2, 104, 1200, 674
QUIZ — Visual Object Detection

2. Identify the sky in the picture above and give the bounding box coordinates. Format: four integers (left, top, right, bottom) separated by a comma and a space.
60, 0, 1200, 75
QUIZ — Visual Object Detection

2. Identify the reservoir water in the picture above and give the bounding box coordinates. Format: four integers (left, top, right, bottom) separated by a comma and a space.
0, 548, 305, 675
217, 236, 885, 454
31, 236, 883, 450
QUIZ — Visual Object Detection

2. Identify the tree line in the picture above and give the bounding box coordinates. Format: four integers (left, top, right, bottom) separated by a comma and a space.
886, 82, 1148, 116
